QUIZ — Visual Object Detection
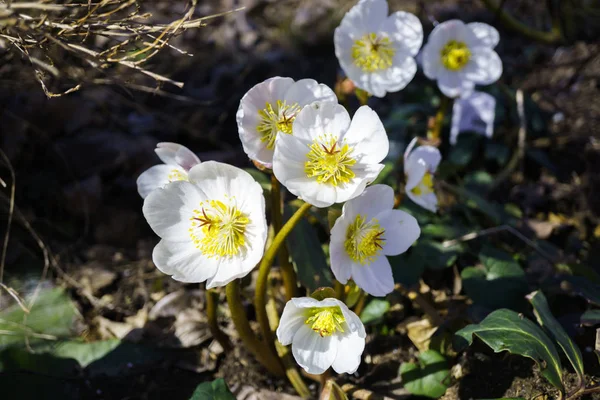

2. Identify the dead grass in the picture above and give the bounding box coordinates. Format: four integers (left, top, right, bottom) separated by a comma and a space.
0, 0, 240, 97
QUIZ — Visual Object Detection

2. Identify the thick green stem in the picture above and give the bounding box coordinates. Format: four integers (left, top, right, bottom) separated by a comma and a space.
206, 288, 232, 351
429, 95, 450, 142
226, 280, 284, 376
271, 175, 297, 301
480, 0, 563, 44
255, 202, 312, 370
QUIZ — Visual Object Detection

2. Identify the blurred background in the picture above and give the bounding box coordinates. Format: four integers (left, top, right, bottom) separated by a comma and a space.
1, 0, 600, 399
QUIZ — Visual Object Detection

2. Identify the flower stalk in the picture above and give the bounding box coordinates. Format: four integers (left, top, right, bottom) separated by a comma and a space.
206, 288, 232, 351
255, 202, 313, 366
226, 280, 285, 376
271, 175, 297, 300
429, 95, 450, 142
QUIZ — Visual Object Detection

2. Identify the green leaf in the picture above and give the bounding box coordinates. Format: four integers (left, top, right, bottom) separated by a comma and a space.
485, 141, 510, 165
564, 276, 600, 306
0, 287, 82, 350
454, 309, 563, 391
399, 350, 450, 398
189, 378, 235, 400
528, 291, 585, 383
360, 299, 390, 325
284, 206, 332, 291
448, 133, 481, 167
0, 339, 165, 377
371, 161, 394, 186
243, 168, 271, 193
580, 310, 600, 326
462, 247, 528, 310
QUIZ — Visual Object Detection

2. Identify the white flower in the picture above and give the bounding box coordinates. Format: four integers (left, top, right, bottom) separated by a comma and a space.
450, 90, 496, 145
142, 161, 267, 288
236, 77, 337, 167
330, 184, 420, 296
404, 138, 441, 212
334, 0, 423, 98
277, 297, 366, 375
273, 101, 388, 208
422, 20, 502, 98
136, 142, 201, 198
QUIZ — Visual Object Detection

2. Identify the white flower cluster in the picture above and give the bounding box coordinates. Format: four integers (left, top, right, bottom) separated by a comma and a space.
136, 0, 503, 378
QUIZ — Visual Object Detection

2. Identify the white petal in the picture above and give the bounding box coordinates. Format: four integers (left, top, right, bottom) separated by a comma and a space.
206, 255, 258, 288
152, 239, 218, 283
367, 51, 417, 97
343, 106, 389, 164
277, 300, 309, 345
377, 209, 420, 256
409, 146, 441, 171
467, 22, 500, 48
292, 324, 338, 375
284, 79, 337, 106
381, 11, 423, 56
337, 0, 388, 37
421, 40, 442, 79
437, 69, 474, 98
155, 143, 200, 170
291, 297, 323, 309
406, 190, 438, 213
137, 164, 180, 199
292, 101, 351, 142
343, 184, 394, 218
405, 157, 427, 191
464, 48, 503, 85
329, 223, 353, 284
331, 331, 365, 374
142, 181, 206, 242
450, 91, 496, 144
187, 161, 253, 201
351, 255, 394, 297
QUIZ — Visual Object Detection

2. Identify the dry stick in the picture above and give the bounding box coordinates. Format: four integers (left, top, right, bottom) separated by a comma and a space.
270, 175, 297, 301
480, 0, 563, 44
205, 288, 232, 352
225, 280, 285, 377
254, 202, 312, 376
0, 149, 15, 284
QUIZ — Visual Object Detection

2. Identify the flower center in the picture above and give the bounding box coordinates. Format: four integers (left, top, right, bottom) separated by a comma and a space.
257, 100, 301, 150
304, 136, 356, 186
189, 199, 250, 258
410, 171, 434, 196
305, 307, 346, 337
351, 32, 395, 72
440, 40, 471, 71
344, 214, 385, 264
168, 169, 188, 182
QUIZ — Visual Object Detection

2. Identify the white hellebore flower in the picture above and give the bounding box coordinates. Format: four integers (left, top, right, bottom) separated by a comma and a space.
334, 0, 423, 97
277, 297, 366, 375
273, 101, 389, 208
136, 142, 201, 199
142, 161, 267, 288
450, 90, 496, 145
237, 77, 337, 167
404, 138, 441, 212
330, 185, 420, 296
422, 20, 502, 98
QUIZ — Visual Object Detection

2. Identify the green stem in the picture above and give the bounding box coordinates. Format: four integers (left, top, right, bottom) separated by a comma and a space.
428, 95, 450, 142
271, 175, 297, 301
255, 202, 312, 369
480, 0, 563, 44
206, 288, 232, 351
353, 291, 367, 317
266, 291, 312, 398
226, 280, 285, 376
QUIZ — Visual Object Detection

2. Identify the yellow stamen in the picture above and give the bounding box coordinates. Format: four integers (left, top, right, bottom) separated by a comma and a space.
344, 214, 385, 264
351, 32, 395, 72
440, 40, 471, 71
257, 100, 301, 150
189, 199, 250, 258
304, 135, 356, 186
411, 172, 434, 196
305, 307, 346, 337
168, 169, 188, 182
